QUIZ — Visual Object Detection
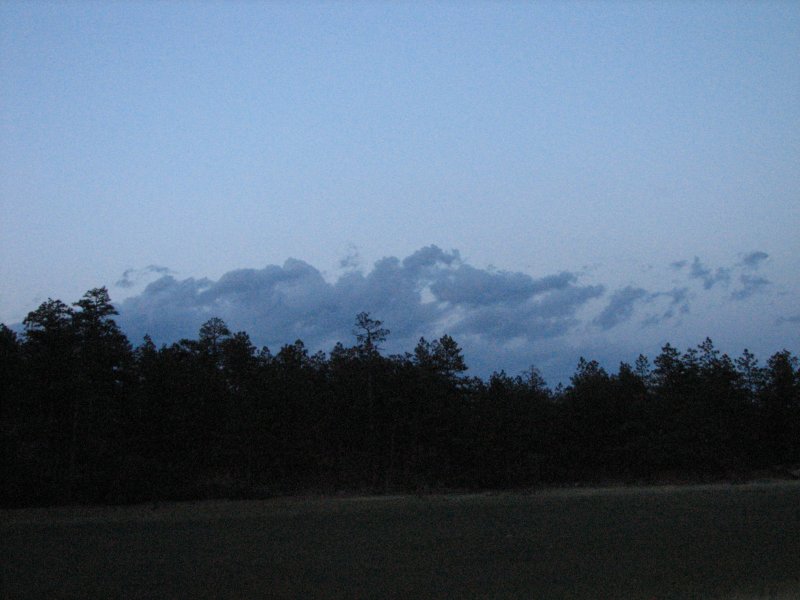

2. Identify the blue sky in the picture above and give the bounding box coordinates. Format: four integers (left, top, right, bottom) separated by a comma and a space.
1, 2, 798, 383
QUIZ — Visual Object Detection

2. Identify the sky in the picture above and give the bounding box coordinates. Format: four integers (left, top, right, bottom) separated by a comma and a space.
1, 1, 798, 384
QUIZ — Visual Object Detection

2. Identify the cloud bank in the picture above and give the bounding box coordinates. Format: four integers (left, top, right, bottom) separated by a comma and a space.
113, 246, 780, 384
117, 246, 603, 369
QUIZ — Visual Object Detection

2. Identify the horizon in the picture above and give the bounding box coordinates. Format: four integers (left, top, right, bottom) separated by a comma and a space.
5, 243, 796, 386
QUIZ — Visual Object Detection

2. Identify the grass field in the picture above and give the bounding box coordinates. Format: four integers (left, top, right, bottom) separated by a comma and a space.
2, 482, 800, 599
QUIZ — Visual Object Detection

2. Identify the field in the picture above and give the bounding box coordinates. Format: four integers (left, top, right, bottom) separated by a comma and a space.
2, 482, 800, 599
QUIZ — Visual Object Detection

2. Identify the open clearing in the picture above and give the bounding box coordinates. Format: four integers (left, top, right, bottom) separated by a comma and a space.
3, 482, 800, 599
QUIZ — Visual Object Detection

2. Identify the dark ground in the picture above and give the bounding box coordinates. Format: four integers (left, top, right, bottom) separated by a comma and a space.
2, 482, 799, 599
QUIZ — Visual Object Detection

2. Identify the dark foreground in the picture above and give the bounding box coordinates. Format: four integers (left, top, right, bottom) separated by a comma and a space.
2, 482, 800, 599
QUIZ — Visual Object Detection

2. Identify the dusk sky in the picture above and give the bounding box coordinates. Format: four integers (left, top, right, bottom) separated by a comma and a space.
1, 2, 798, 384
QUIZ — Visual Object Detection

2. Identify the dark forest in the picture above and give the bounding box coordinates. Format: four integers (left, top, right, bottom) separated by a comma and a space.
2, 287, 798, 508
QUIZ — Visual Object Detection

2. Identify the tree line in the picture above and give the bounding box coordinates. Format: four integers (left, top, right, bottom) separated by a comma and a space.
1, 287, 798, 507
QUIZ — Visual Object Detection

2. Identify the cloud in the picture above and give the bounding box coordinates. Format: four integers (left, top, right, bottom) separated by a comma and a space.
115, 265, 174, 289
109, 247, 791, 385
116, 269, 137, 289
644, 287, 691, 323
115, 246, 604, 377
663, 286, 690, 307
430, 265, 576, 307
689, 257, 730, 290
339, 244, 362, 271
777, 314, 800, 325
731, 251, 772, 299
592, 283, 694, 331
732, 274, 771, 301
740, 251, 769, 269
401, 245, 460, 272
452, 282, 605, 341
593, 287, 650, 330
670, 252, 773, 302
147, 265, 172, 275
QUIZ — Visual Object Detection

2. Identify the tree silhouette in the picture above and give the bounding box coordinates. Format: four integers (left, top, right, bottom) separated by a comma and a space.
2, 287, 799, 507
353, 312, 389, 356
199, 317, 231, 357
